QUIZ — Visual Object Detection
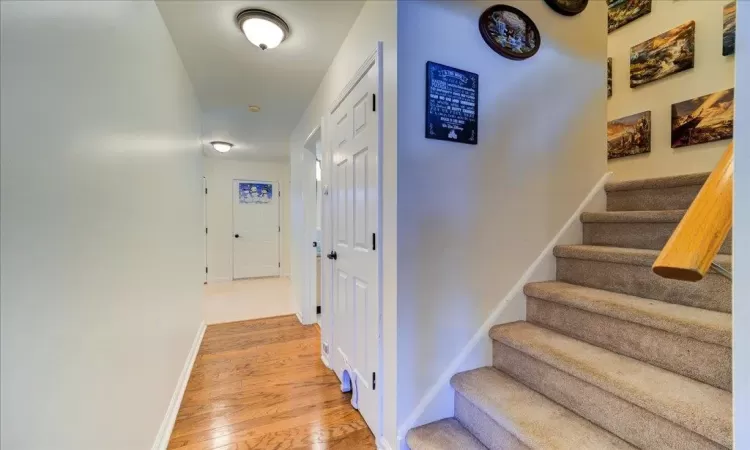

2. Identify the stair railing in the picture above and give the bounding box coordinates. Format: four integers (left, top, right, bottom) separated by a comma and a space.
652, 142, 733, 281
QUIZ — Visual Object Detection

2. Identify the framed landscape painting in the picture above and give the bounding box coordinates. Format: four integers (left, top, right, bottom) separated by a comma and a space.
608, 58, 613, 98
608, 111, 651, 159
671, 88, 734, 148
630, 21, 695, 87
723, 2, 736, 56
608, 0, 651, 33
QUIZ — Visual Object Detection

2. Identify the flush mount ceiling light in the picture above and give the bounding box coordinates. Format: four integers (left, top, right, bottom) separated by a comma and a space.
236, 9, 290, 50
248, 105, 261, 112
210, 141, 233, 153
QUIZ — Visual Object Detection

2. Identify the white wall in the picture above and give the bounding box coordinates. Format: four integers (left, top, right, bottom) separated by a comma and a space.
608, 0, 735, 181
0, 2, 204, 449
733, 1, 748, 447
396, 0, 607, 443
204, 157, 291, 282
288, 0, 398, 446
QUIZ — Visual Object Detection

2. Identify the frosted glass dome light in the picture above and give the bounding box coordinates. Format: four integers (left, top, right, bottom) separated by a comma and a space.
211, 141, 233, 153
236, 10, 290, 50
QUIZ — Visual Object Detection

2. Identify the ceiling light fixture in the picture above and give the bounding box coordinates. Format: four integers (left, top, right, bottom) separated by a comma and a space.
248, 105, 261, 112
210, 141, 233, 153
236, 9, 290, 50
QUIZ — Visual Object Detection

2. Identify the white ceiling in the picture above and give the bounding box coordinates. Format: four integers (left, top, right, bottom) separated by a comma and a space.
156, 1, 365, 161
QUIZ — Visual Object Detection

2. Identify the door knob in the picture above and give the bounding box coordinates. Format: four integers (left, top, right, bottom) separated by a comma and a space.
326, 251, 338, 260
234, 234, 240, 238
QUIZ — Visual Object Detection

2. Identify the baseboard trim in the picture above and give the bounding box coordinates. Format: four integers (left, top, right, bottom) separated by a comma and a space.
378, 436, 395, 450
207, 277, 231, 284
295, 312, 303, 324
151, 321, 206, 450
321, 352, 331, 368
396, 172, 612, 439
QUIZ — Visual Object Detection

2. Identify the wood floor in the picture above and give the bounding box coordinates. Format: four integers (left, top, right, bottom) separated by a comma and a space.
168, 315, 376, 450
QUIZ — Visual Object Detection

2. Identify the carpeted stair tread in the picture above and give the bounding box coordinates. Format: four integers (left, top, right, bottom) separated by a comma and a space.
605, 172, 710, 192
489, 322, 732, 448
524, 281, 731, 347
580, 212, 732, 253
581, 209, 686, 223
553, 245, 732, 269
406, 418, 488, 450
450, 367, 636, 450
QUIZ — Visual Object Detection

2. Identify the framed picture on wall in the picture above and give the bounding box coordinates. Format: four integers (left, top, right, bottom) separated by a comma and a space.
630, 21, 695, 88
608, 0, 651, 33
607, 111, 651, 159
723, 2, 736, 56
671, 88, 734, 148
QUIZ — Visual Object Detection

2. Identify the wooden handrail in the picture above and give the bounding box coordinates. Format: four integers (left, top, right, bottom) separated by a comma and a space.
652, 142, 733, 281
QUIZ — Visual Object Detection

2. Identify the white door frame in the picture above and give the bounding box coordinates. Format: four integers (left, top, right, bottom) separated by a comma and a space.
323, 42, 384, 441
231, 178, 281, 280
300, 124, 323, 326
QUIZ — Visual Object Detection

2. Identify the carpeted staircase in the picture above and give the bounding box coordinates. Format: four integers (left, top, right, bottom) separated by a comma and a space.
407, 172, 733, 450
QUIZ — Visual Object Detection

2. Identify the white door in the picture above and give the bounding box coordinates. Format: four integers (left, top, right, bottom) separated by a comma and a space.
232, 180, 280, 279
330, 61, 379, 433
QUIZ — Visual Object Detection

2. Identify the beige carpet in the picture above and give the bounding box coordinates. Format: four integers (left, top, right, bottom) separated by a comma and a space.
407, 172, 732, 450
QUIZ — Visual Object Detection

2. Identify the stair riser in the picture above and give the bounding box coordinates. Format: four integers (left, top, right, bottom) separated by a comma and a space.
582, 222, 732, 254
493, 343, 727, 450
527, 298, 732, 390
455, 393, 529, 450
607, 185, 702, 211
556, 258, 731, 313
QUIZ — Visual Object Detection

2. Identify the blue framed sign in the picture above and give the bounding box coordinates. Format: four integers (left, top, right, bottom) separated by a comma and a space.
425, 61, 478, 145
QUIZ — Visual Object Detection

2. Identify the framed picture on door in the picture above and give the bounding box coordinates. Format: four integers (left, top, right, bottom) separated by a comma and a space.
238, 182, 273, 204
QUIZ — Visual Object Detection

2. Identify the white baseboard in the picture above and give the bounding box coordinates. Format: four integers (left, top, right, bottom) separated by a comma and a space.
321, 352, 331, 368
207, 277, 231, 284
295, 312, 303, 324
151, 321, 206, 450
378, 436, 395, 450
396, 172, 612, 438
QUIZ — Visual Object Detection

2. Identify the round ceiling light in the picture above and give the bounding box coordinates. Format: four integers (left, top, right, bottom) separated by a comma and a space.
210, 141, 233, 153
248, 105, 261, 112
236, 9, 290, 50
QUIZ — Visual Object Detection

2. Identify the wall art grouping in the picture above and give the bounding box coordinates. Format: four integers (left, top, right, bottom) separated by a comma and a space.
723, 2, 736, 56
607, 111, 651, 160
630, 21, 695, 88
239, 182, 273, 204
608, 0, 651, 33
671, 88, 734, 148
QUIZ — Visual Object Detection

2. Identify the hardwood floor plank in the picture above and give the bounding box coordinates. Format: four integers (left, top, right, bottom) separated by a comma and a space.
168, 316, 375, 450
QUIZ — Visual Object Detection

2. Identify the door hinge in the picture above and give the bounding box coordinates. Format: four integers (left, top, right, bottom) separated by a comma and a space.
278, 226, 281, 232
372, 93, 376, 112
372, 233, 376, 251
372, 372, 376, 389
205, 187, 208, 194
205, 227, 208, 234
205, 267, 208, 274
278, 262, 281, 268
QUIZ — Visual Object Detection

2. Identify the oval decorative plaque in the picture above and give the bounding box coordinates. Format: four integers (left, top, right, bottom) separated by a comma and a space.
544, 0, 588, 16
479, 4, 541, 60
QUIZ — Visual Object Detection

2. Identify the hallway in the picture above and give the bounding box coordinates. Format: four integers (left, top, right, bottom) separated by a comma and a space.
203, 277, 295, 325
167, 315, 376, 449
